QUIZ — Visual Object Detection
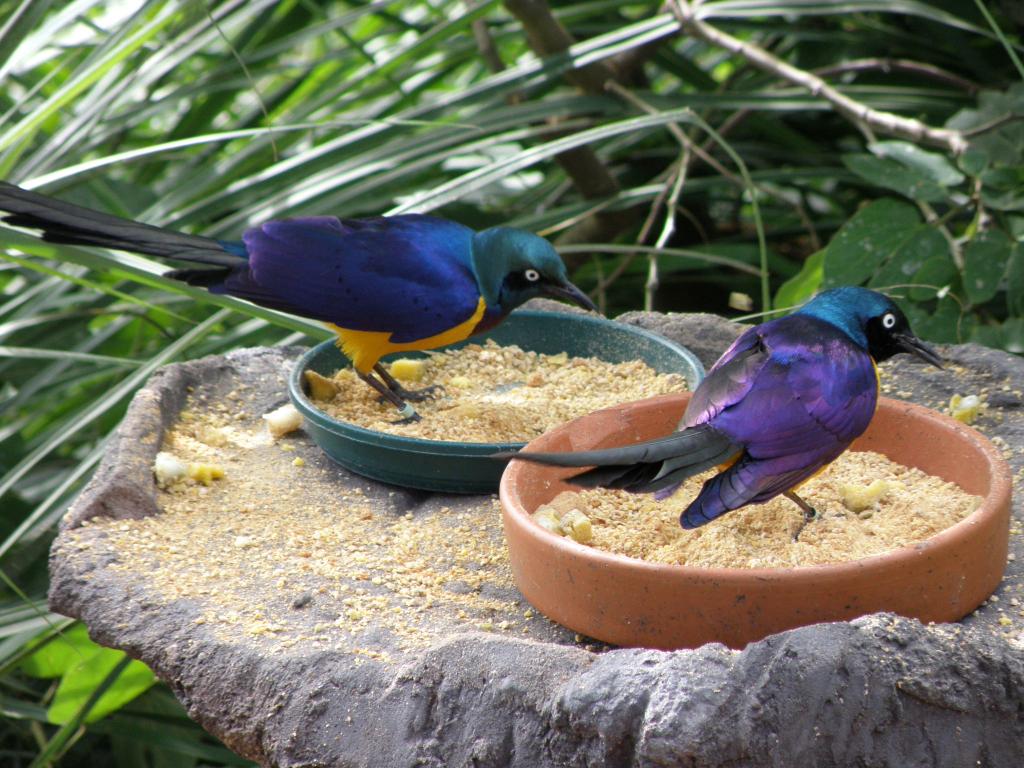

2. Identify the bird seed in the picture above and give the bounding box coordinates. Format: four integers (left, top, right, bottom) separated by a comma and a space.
312, 339, 688, 442
541, 450, 982, 568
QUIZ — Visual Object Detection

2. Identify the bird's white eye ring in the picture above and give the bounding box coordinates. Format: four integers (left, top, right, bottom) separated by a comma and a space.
882, 312, 896, 329
524, 269, 540, 282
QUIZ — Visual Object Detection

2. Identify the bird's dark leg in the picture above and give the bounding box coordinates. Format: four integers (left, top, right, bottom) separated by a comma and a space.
357, 371, 421, 423
373, 363, 445, 402
785, 490, 818, 541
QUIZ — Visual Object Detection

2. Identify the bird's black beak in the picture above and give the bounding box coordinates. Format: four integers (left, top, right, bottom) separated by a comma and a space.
895, 333, 944, 369
544, 280, 599, 313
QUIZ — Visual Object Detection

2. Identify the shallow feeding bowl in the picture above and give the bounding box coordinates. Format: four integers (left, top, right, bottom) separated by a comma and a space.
499, 392, 1012, 650
289, 311, 704, 493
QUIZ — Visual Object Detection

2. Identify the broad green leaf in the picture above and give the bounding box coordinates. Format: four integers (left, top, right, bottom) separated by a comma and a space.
869, 226, 948, 292
1007, 244, 1024, 316
980, 167, 1024, 211
842, 154, 949, 202
970, 323, 1004, 348
947, 83, 1024, 167
47, 647, 155, 725
900, 301, 929, 339
823, 199, 921, 287
963, 231, 1012, 305
19, 623, 94, 678
909, 256, 959, 302
869, 141, 965, 187
774, 250, 824, 309
914, 295, 966, 344
1003, 318, 1024, 354
969, 318, 1024, 353
958, 148, 990, 178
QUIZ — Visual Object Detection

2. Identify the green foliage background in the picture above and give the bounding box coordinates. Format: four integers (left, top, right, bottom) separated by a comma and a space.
0, 0, 1020, 764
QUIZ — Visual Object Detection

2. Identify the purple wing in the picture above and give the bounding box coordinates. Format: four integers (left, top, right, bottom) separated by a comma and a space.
682, 326, 770, 428
219, 214, 482, 341
681, 316, 878, 527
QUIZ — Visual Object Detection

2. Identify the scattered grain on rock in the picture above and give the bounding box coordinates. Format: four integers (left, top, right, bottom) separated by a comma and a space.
311, 339, 687, 442
57, 396, 549, 660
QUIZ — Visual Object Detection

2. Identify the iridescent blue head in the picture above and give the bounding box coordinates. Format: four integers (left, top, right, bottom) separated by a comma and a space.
796, 286, 943, 367
470, 227, 597, 314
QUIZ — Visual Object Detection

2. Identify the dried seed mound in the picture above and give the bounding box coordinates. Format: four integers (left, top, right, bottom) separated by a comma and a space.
545, 450, 981, 568
313, 340, 688, 442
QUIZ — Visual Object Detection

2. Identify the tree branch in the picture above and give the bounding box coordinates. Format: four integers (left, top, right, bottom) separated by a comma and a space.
502, 0, 642, 244
814, 58, 981, 95
671, 0, 968, 155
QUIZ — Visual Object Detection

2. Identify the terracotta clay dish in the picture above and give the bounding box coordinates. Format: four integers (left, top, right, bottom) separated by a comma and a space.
499, 393, 1013, 649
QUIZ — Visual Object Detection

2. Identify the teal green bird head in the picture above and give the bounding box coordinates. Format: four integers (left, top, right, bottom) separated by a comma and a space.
471, 227, 597, 314
795, 286, 942, 367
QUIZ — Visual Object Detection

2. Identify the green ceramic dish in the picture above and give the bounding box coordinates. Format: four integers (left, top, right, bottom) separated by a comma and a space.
289, 310, 704, 493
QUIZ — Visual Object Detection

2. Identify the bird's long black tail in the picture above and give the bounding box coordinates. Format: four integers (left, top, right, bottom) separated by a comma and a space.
0, 181, 243, 270
500, 424, 739, 494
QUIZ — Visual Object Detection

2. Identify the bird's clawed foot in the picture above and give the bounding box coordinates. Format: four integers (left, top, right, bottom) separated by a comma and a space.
372, 363, 445, 402
358, 371, 422, 423
785, 490, 818, 541
390, 410, 423, 425
391, 383, 445, 402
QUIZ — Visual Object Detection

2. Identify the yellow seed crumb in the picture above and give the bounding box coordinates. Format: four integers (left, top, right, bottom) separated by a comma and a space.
263, 403, 303, 438
304, 370, 339, 401
389, 358, 426, 382
840, 479, 891, 513
531, 506, 563, 535
153, 451, 188, 488
560, 509, 594, 544
187, 463, 225, 486
292, 457, 305, 467
949, 394, 983, 424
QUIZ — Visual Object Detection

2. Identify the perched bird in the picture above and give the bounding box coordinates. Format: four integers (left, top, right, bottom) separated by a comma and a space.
505, 287, 943, 533
0, 182, 596, 420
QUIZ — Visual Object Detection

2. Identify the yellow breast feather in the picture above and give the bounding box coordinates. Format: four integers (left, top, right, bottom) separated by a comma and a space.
328, 297, 488, 374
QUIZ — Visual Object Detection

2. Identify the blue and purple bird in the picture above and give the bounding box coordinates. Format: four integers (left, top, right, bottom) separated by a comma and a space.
0, 182, 596, 419
507, 287, 943, 531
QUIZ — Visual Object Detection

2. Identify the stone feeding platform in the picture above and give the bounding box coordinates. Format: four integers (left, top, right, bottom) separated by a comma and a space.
49, 310, 1024, 767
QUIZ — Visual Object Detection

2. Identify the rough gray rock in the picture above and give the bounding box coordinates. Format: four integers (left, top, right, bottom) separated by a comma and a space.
617, 310, 747, 371
49, 311, 1024, 767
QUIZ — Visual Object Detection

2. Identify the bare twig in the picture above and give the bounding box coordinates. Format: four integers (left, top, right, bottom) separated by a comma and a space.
598, 85, 693, 309
607, 81, 821, 253
503, 0, 616, 93
502, 0, 642, 245
918, 200, 964, 271
646, 153, 689, 310
671, 0, 968, 155
597, 163, 677, 311
814, 58, 982, 95
472, 20, 525, 108
472, 19, 505, 74
960, 114, 1024, 138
